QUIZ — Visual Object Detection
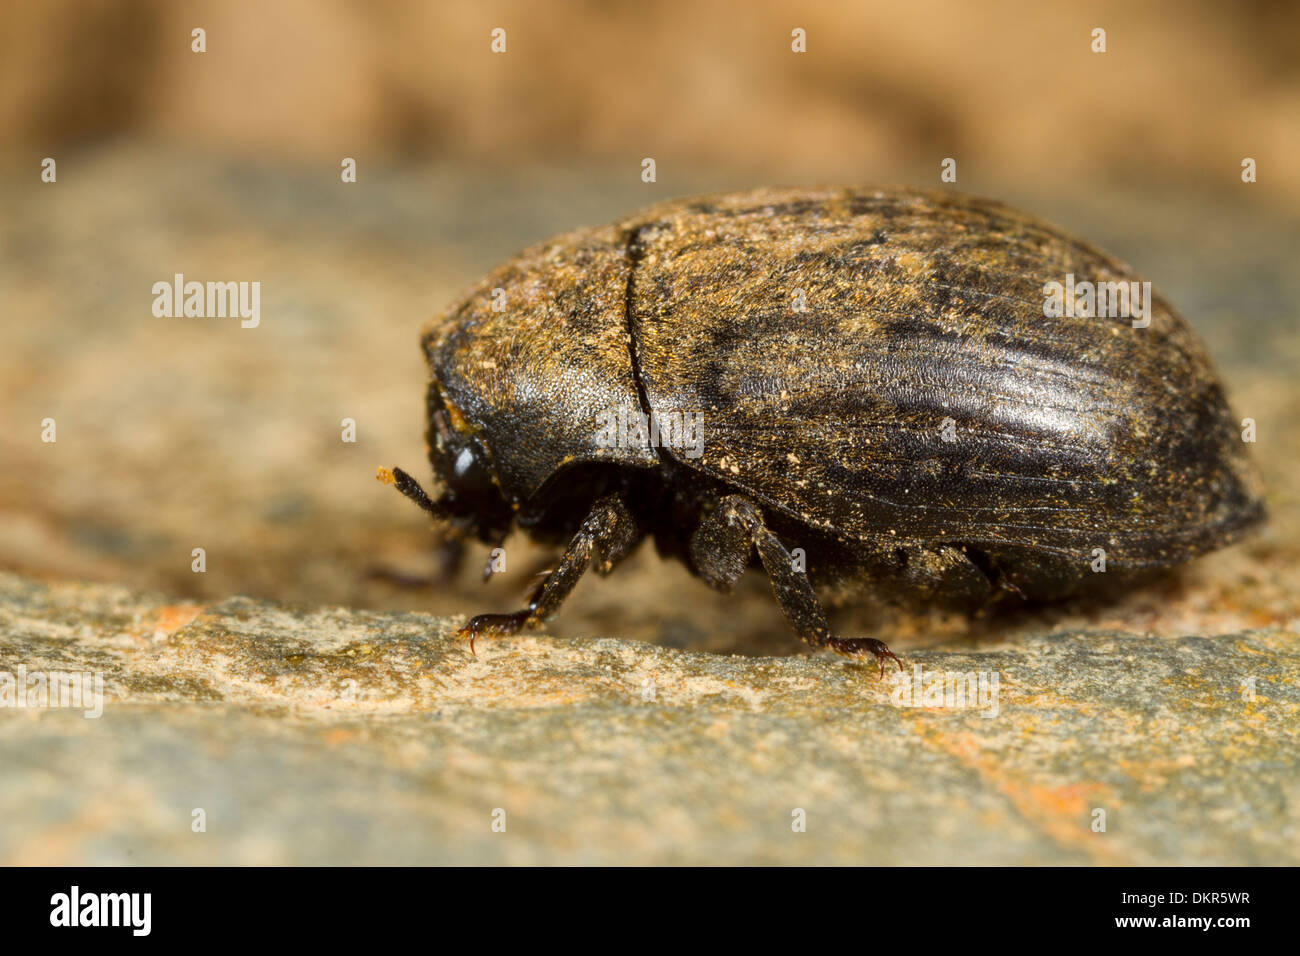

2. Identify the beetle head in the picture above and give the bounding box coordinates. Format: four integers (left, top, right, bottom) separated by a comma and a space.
423, 380, 516, 545
417, 224, 660, 538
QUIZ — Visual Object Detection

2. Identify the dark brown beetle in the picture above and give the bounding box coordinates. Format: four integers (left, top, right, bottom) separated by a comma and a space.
382, 187, 1264, 673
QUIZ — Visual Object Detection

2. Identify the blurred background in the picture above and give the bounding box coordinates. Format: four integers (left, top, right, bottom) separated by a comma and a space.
2, 0, 1297, 653
4, 0, 1300, 196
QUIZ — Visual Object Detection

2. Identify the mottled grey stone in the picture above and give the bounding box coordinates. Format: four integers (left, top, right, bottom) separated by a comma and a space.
1, 572, 1296, 865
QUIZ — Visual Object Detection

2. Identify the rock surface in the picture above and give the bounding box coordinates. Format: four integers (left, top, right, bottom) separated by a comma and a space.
1, 571, 1297, 865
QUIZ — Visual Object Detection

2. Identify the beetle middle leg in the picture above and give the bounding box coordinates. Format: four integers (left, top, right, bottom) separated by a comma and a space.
458, 493, 643, 653
690, 495, 902, 676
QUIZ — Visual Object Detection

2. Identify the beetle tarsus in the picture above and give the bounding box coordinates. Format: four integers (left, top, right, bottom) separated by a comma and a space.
826, 636, 903, 678
458, 610, 534, 655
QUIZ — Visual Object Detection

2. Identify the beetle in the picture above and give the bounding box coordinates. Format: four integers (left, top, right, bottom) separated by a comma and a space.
381, 186, 1264, 674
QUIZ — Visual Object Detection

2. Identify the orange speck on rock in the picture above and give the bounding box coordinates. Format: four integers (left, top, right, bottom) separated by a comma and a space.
1025, 782, 1100, 818
151, 604, 203, 637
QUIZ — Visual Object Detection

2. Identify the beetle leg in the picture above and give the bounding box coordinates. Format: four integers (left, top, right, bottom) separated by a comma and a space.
457, 493, 642, 654
459, 609, 532, 655
695, 495, 902, 677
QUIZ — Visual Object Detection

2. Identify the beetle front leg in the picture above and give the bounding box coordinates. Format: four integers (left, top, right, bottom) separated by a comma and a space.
691, 495, 902, 677
458, 493, 642, 654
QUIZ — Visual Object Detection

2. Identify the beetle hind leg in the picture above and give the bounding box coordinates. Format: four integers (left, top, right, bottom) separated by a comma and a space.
458, 493, 642, 654
690, 495, 902, 677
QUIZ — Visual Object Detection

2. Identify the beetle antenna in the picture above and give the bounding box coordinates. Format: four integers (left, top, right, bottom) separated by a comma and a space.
377, 466, 451, 518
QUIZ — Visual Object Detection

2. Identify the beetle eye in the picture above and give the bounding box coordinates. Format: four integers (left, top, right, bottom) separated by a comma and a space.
442, 438, 501, 509
453, 446, 475, 478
